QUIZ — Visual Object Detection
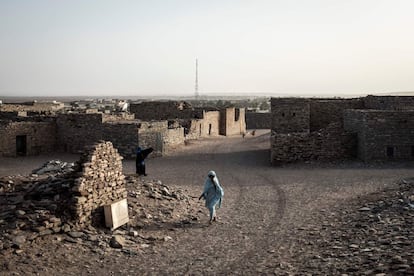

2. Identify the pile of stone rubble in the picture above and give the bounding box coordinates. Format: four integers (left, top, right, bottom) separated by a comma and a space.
276, 178, 414, 275
32, 160, 74, 175
0, 172, 200, 254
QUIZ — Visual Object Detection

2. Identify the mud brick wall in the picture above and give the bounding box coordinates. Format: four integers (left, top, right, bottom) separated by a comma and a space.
364, 95, 414, 110
219, 107, 246, 136
130, 101, 195, 120
344, 110, 414, 161
71, 141, 127, 228
310, 98, 364, 131
202, 110, 220, 136
0, 121, 56, 157
245, 112, 271, 129
270, 123, 357, 164
271, 98, 310, 133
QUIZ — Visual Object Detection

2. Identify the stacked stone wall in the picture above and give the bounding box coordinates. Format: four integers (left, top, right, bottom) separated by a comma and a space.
56, 113, 140, 158
270, 123, 357, 164
56, 113, 104, 153
0, 121, 56, 157
70, 141, 127, 228
102, 123, 139, 159
364, 95, 414, 110
310, 98, 364, 131
271, 98, 310, 133
138, 121, 168, 156
245, 112, 271, 129
344, 110, 414, 161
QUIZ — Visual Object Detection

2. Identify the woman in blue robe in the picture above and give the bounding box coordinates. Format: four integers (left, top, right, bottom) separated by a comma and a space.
199, 170, 224, 222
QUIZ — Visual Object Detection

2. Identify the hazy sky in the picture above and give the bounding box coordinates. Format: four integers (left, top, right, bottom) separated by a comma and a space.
1, 0, 414, 97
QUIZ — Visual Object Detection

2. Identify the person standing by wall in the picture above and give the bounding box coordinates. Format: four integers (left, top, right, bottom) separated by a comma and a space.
136, 147, 153, 176
199, 170, 224, 223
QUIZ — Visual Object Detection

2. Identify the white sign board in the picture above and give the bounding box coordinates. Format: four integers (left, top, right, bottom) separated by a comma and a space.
104, 198, 129, 230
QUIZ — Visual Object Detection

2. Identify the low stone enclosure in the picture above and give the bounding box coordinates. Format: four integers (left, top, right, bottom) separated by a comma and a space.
271, 95, 414, 164
0, 141, 126, 233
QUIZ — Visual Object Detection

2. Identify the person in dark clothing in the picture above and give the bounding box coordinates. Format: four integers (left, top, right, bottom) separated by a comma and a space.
136, 147, 154, 176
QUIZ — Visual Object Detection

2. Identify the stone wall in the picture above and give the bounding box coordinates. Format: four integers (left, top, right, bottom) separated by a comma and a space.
271, 98, 310, 133
245, 112, 271, 129
56, 113, 104, 154
364, 95, 414, 110
70, 141, 127, 228
344, 110, 414, 161
102, 113, 135, 122
0, 102, 64, 113
0, 121, 56, 157
163, 127, 185, 154
129, 101, 194, 120
310, 98, 364, 131
56, 113, 140, 158
138, 121, 169, 157
202, 110, 220, 136
270, 123, 357, 164
102, 123, 139, 159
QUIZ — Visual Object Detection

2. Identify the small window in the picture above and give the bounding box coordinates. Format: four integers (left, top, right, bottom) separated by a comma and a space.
292, 112, 296, 117
386, 146, 394, 158
281, 112, 285, 117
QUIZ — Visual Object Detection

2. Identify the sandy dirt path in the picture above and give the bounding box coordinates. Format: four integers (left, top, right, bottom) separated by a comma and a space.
1, 130, 413, 274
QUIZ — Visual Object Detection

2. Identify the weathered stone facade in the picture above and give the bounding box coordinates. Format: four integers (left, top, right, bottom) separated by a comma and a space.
245, 112, 271, 129
363, 95, 414, 110
344, 110, 414, 161
70, 141, 127, 228
270, 123, 357, 164
271, 98, 310, 134
310, 98, 364, 131
219, 107, 246, 136
0, 121, 56, 157
271, 95, 414, 164
130, 101, 245, 137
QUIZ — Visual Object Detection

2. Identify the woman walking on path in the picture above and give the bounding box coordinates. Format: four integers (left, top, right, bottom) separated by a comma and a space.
199, 170, 224, 223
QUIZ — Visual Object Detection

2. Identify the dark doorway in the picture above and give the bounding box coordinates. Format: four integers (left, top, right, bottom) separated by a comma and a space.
16, 135, 27, 156
386, 146, 394, 158
208, 124, 212, 135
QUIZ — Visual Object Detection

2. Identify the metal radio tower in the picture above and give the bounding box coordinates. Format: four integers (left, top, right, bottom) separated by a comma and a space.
195, 58, 199, 100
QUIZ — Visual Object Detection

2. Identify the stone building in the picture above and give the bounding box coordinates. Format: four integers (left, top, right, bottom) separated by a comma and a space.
129, 101, 246, 138
0, 111, 185, 158
270, 95, 414, 164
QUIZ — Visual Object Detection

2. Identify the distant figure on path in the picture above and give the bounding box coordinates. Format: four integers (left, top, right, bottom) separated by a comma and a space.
136, 147, 154, 176
199, 170, 224, 223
